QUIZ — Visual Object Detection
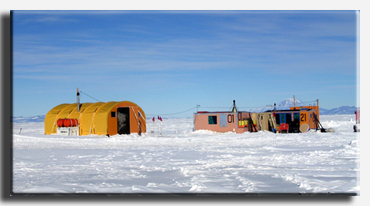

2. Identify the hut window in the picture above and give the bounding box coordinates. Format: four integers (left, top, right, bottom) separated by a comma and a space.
208, 116, 217, 125
111, 112, 116, 117
293, 113, 300, 121
281, 114, 286, 123
138, 111, 141, 117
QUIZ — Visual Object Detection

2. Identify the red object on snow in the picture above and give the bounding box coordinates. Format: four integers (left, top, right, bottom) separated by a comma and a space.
279, 123, 289, 133
355, 110, 360, 124
152, 117, 155, 122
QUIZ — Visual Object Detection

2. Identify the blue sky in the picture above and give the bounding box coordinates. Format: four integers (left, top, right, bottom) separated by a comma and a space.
12, 10, 359, 117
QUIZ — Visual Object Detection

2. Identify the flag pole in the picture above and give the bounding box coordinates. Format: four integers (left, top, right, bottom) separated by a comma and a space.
151, 117, 155, 134
159, 116, 162, 136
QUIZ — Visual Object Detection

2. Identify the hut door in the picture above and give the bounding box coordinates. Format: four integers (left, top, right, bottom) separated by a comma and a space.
117, 107, 130, 134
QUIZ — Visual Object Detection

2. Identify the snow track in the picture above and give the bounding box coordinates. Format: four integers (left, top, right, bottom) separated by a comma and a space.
12, 115, 359, 194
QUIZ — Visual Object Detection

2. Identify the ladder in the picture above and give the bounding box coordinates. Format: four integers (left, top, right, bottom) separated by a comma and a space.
312, 112, 334, 133
268, 113, 277, 132
312, 112, 324, 132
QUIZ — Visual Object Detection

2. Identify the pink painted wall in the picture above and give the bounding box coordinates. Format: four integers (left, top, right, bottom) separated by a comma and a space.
194, 113, 246, 133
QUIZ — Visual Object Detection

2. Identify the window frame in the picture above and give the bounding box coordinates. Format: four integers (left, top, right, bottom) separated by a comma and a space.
208, 115, 217, 125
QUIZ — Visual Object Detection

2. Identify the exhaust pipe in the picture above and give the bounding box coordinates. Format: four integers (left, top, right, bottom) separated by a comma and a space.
232, 100, 237, 113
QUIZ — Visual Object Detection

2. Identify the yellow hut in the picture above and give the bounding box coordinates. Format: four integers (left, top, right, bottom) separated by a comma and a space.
44, 101, 146, 136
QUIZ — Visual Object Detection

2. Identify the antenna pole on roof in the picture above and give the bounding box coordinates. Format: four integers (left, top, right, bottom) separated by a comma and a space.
77, 88, 80, 112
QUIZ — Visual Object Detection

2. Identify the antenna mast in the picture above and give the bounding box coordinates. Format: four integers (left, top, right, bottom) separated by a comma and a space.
77, 88, 80, 112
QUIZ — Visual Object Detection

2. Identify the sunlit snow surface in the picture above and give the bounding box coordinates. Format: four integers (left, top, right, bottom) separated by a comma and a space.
12, 115, 360, 194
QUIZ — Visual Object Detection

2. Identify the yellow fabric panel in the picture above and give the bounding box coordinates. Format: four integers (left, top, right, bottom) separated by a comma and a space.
79, 102, 104, 135
68, 103, 93, 121
44, 104, 70, 134
48, 104, 77, 134
93, 102, 118, 135
56, 104, 77, 119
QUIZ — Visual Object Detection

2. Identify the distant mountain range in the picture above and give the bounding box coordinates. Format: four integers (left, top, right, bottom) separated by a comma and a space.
12, 99, 357, 123
319, 106, 357, 115
13, 115, 45, 123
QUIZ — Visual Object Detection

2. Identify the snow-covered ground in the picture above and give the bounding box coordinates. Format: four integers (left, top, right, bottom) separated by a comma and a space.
12, 115, 360, 194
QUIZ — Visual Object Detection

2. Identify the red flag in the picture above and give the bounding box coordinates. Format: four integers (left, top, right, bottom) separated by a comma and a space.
152, 117, 155, 122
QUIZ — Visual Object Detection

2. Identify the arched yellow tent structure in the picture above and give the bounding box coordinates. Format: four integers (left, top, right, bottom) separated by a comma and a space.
44, 101, 146, 136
